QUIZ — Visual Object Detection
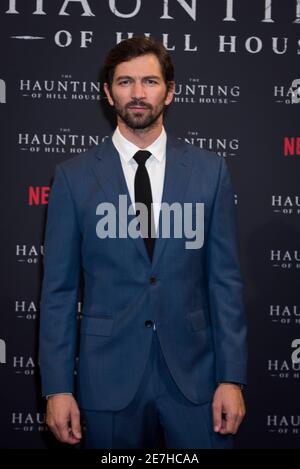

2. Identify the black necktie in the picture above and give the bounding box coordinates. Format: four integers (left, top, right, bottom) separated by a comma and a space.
133, 150, 155, 260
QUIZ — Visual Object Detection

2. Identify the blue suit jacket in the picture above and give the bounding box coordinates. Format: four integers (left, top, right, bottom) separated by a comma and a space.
39, 135, 247, 411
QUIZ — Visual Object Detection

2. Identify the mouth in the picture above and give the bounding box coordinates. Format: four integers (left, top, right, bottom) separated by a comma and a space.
128, 106, 148, 110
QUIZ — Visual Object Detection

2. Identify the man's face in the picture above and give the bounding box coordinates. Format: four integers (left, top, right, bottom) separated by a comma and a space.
104, 53, 174, 130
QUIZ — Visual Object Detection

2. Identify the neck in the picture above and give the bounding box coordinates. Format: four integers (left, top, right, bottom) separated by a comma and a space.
117, 119, 163, 148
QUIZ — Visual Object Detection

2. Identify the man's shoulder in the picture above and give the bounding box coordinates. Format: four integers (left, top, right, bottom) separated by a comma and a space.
57, 141, 105, 175
170, 135, 223, 170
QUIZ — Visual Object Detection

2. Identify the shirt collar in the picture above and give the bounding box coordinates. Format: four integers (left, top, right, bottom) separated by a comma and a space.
112, 126, 166, 164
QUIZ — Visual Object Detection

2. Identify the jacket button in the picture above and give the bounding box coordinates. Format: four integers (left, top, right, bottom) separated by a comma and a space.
149, 276, 156, 285
145, 320, 153, 328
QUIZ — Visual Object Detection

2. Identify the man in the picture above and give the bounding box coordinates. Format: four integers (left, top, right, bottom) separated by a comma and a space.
39, 37, 247, 449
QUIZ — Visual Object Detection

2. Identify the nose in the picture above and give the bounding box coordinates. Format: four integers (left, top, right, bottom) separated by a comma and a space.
131, 80, 146, 100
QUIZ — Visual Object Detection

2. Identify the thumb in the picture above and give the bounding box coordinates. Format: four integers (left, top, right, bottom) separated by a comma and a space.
212, 401, 222, 432
70, 406, 82, 439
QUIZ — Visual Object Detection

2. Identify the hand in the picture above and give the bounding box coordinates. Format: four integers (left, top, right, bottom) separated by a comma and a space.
46, 394, 82, 444
212, 383, 245, 435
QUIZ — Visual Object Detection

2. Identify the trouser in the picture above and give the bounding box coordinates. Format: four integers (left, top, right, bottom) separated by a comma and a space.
80, 330, 233, 449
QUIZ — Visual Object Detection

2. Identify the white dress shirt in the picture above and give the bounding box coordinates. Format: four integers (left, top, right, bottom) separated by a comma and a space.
112, 126, 167, 232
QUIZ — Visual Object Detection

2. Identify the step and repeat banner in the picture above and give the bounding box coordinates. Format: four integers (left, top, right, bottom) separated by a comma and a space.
0, 0, 299, 449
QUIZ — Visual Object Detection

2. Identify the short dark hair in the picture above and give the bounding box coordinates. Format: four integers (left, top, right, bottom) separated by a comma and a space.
103, 37, 174, 90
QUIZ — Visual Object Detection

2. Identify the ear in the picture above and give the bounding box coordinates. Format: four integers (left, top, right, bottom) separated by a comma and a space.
103, 82, 114, 106
164, 81, 175, 106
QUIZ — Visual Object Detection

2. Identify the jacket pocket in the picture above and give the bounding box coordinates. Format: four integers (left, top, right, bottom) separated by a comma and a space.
187, 309, 207, 331
80, 315, 114, 336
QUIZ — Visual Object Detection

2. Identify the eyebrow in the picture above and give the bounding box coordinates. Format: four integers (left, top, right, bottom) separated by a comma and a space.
115, 75, 162, 81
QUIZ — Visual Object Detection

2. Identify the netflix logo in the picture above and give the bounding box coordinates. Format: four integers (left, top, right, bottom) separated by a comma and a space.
28, 186, 50, 206
283, 137, 300, 156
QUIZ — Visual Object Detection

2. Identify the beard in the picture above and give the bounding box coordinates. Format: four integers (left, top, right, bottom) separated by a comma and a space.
112, 95, 167, 130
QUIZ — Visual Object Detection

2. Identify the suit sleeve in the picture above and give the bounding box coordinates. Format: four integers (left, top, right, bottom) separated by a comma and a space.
39, 164, 81, 396
206, 157, 247, 385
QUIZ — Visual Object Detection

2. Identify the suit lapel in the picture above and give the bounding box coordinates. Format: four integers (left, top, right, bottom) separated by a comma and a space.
151, 136, 191, 270
91, 137, 150, 264
90, 135, 191, 268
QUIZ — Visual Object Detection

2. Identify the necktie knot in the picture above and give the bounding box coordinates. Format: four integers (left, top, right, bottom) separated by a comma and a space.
133, 150, 151, 166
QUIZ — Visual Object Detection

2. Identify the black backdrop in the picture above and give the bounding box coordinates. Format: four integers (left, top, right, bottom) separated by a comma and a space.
0, 0, 299, 449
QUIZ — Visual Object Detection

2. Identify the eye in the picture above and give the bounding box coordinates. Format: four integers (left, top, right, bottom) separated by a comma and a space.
147, 79, 158, 85
118, 79, 131, 86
